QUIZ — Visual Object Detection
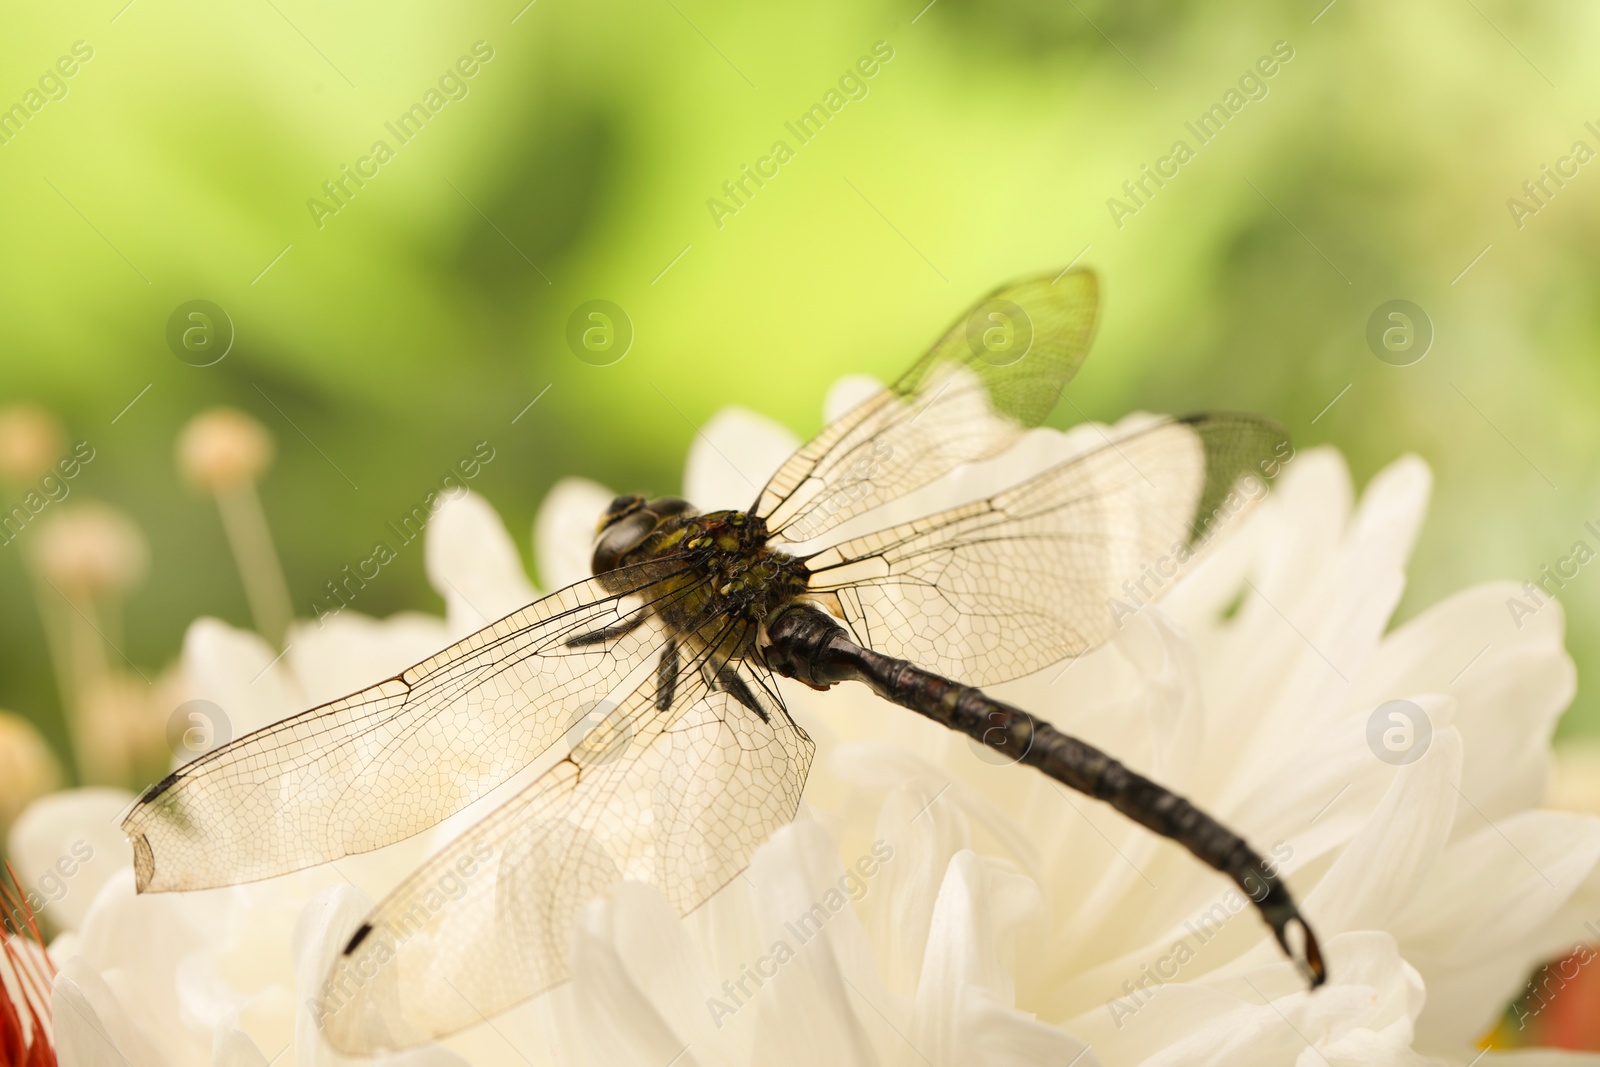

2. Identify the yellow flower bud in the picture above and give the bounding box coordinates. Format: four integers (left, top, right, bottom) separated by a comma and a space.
0, 710, 61, 830
32, 502, 149, 596
177, 407, 274, 492
0, 405, 66, 486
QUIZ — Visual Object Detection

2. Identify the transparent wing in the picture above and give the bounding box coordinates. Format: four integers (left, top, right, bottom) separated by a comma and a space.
755, 268, 1099, 545
312, 627, 812, 1054
804, 414, 1290, 685
122, 563, 707, 892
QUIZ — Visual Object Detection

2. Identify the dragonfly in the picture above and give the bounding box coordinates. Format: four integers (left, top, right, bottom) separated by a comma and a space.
122, 267, 1324, 1053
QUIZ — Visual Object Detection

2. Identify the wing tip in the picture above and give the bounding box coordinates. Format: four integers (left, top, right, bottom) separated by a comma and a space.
1065, 262, 1099, 291
120, 770, 181, 839
343, 921, 374, 955
132, 833, 154, 893
142, 769, 182, 804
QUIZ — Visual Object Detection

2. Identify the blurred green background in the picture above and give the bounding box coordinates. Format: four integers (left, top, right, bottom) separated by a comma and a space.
2, 0, 1597, 785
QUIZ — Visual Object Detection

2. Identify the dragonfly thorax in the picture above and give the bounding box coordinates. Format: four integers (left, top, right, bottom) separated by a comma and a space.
594, 500, 810, 638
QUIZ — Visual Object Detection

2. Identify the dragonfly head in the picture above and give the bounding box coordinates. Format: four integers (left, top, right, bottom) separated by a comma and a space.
592, 495, 697, 574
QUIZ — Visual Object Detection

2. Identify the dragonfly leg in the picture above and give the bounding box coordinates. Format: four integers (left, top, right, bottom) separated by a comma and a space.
655, 639, 679, 710
763, 602, 1326, 988
565, 612, 648, 648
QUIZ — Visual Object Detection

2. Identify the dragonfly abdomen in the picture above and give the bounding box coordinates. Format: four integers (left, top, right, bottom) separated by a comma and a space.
761, 601, 1326, 988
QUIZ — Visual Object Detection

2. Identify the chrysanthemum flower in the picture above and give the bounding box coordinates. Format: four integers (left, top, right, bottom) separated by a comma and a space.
16, 385, 1598, 1066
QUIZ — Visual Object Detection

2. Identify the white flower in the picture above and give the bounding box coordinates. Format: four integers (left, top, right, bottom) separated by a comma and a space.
520, 386, 1600, 1067
17, 386, 1600, 1066
12, 491, 533, 1067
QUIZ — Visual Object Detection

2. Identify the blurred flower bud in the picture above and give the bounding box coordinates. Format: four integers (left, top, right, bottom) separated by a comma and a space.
177, 407, 274, 492
33, 502, 149, 596
0, 405, 67, 486
0, 710, 62, 830
76, 671, 172, 786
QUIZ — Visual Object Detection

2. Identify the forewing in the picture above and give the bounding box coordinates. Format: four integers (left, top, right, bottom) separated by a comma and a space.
755, 268, 1098, 545
312, 640, 812, 1054
804, 415, 1289, 685
122, 565, 705, 892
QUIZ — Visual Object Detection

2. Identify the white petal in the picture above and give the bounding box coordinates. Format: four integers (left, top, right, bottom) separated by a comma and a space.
389, 1048, 475, 1066
1188, 454, 1433, 834
1283, 453, 1428, 716
73, 868, 229, 1044
174, 880, 304, 1039
289, 886, 476, 1064
1105, 610, 1206, 788
910, 850, 1083, 1066
1251, 446, 1355, 606
1345, 454, 1432, 581
565, 884, 720, 1067
535, 476, 615, 590
1303, 723, 1462, 934
1397, 809, 1600, 1049
1358, 582, 1575, 827
828, 742, 1039, 879
963, 991, 1101, 1067
52, 955, 172, 1067
8, 788, 136, 931
285, 610, 450, 709
823, 376, 885, 424
852, 774, 972, 996
292, 883, 374, 1065
683, 407, 799, 513
424, 489, 538, 639
211, 1022, 270, 1067
1176, 454, 1360, 781
746, 821, 897, 1067
916, 850, 1029, 1006
181, 617, 304, 737
1073, 932, 1424, 1067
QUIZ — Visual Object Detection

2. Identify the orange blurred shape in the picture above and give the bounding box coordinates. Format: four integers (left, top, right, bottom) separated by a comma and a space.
1540, 947, 1600, 1050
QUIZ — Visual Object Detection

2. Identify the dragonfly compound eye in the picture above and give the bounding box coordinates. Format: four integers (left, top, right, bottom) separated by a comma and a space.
592, 507, 656, 574
596, 495, 647, 536
644, 496, 694, 520
592, 496, 698, 575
